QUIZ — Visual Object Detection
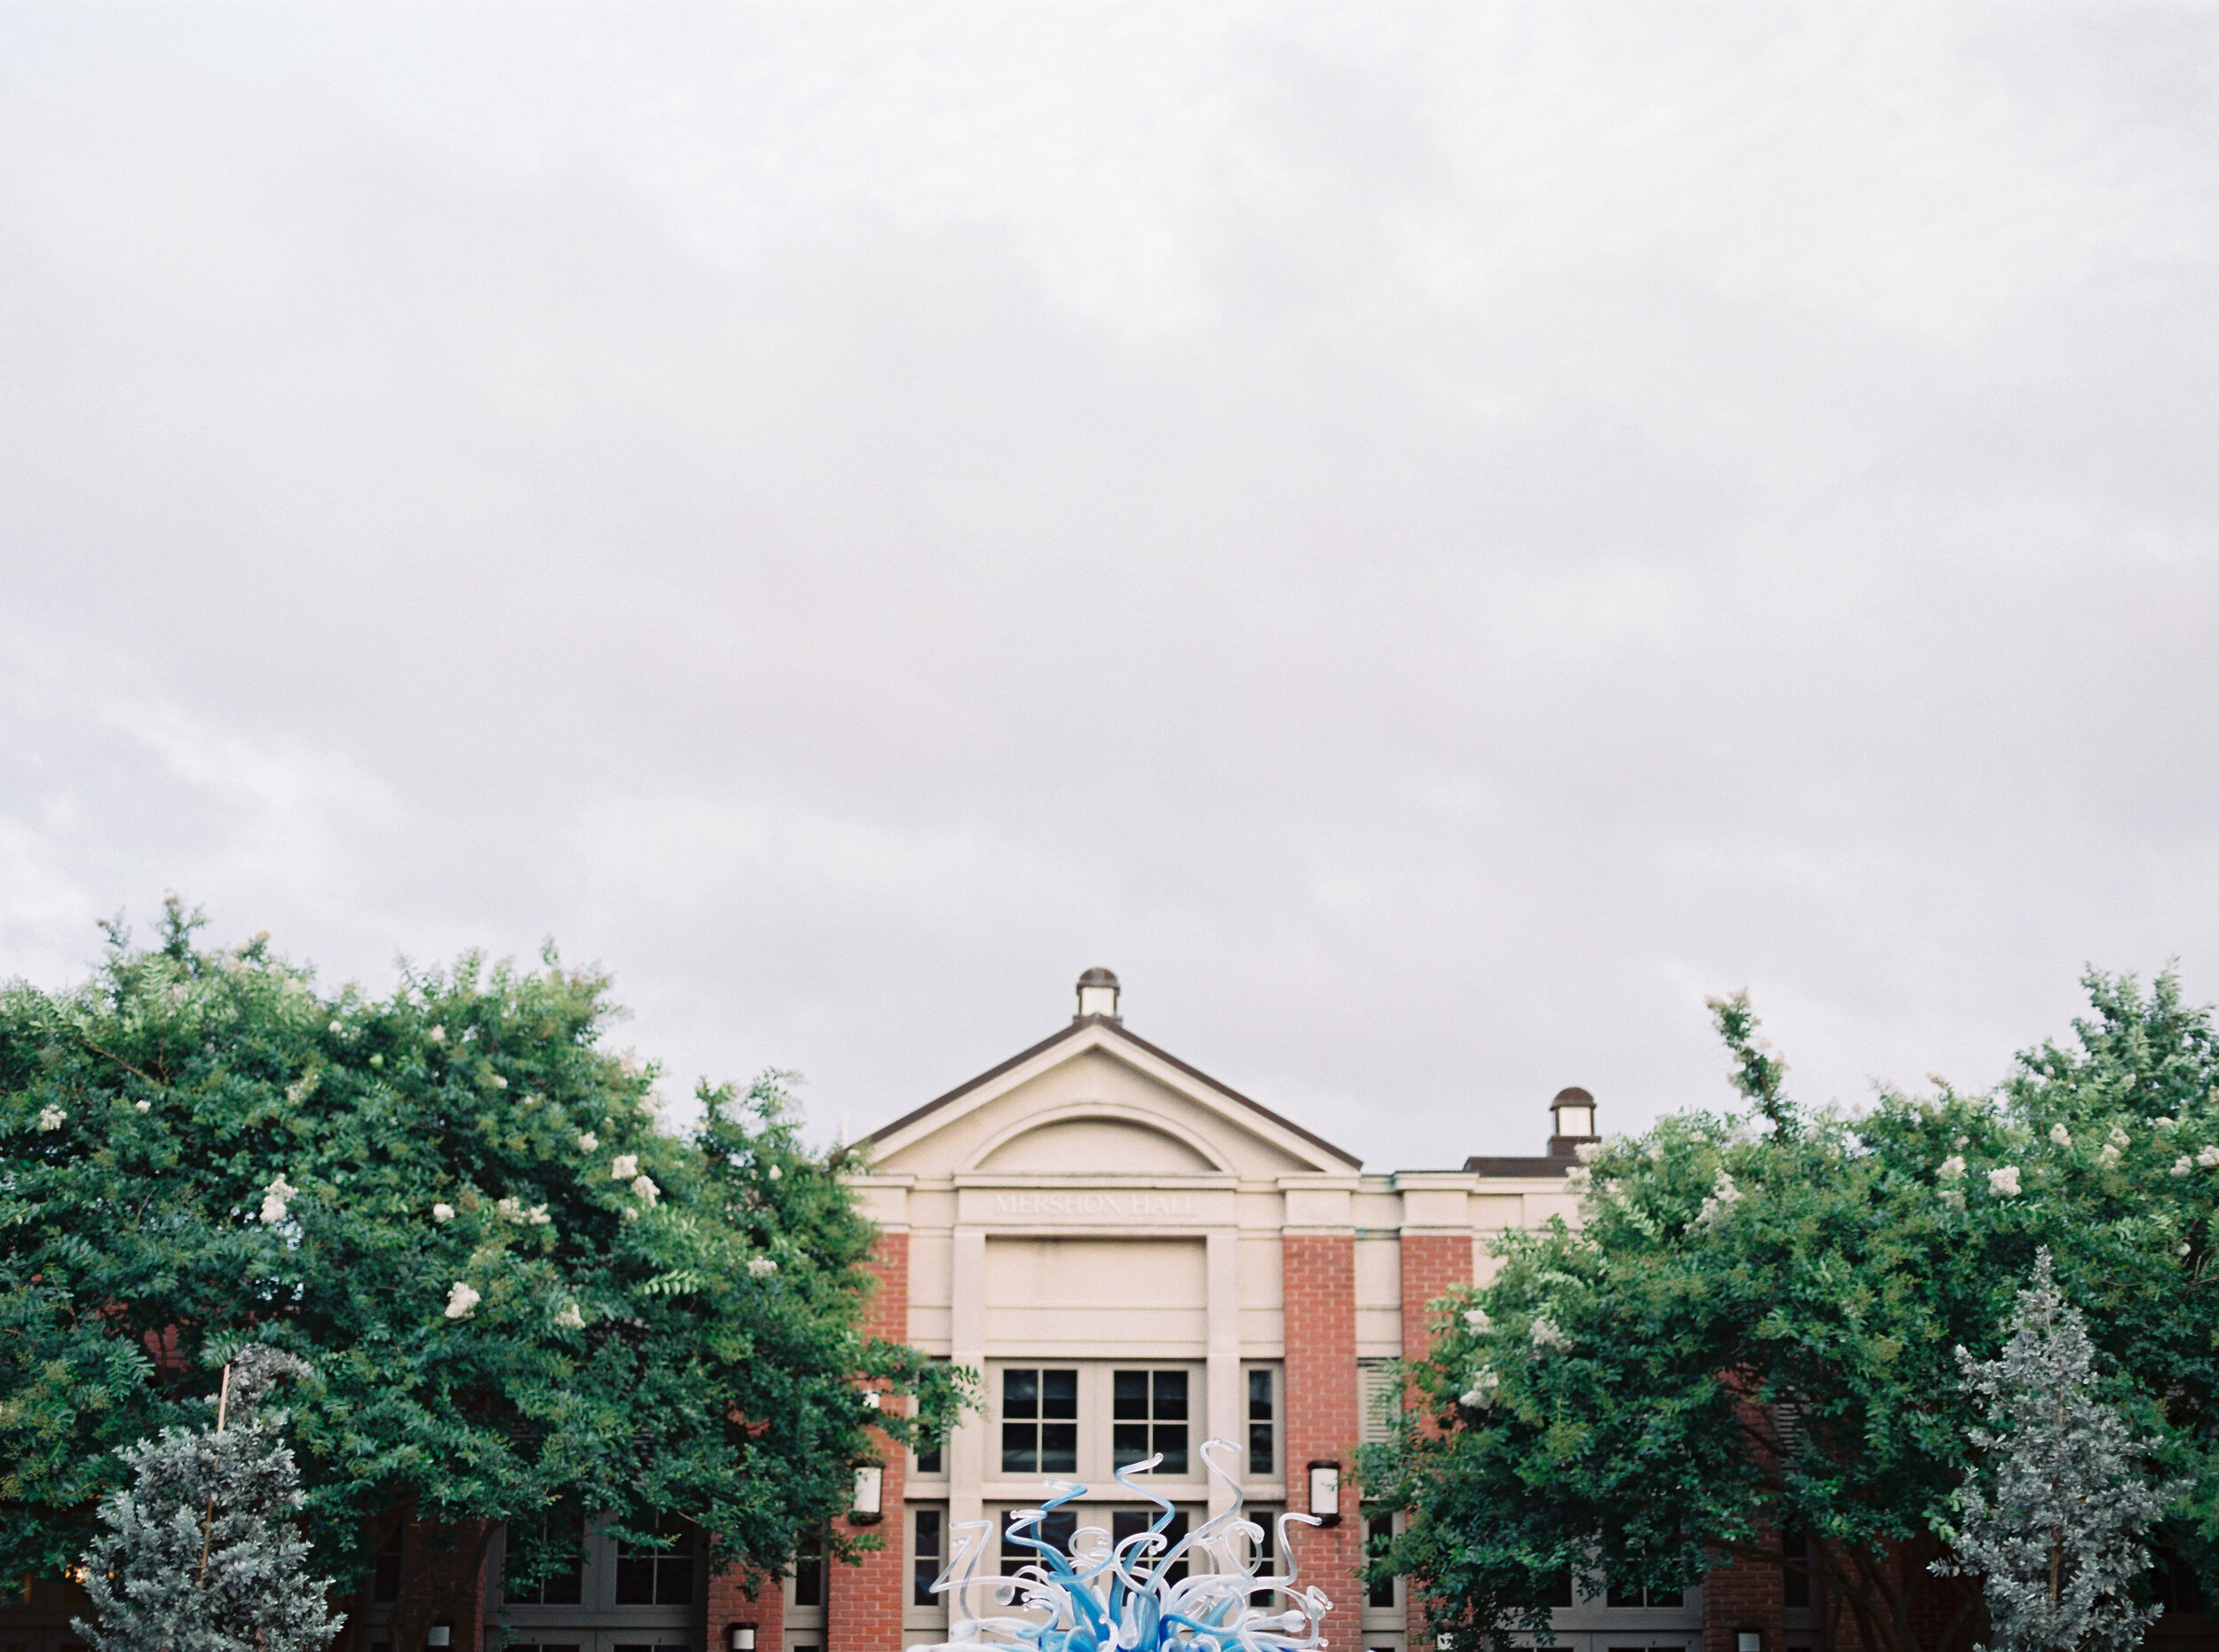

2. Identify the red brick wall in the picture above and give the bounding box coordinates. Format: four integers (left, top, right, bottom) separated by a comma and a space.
1702, 1547, 1786, 1652
1283, 1233, 1362, 1652
708, 1561, 786, 1652
1399, 1233, 1472, 1643
827, 1232, 910, 1652
403, 1519, 490, 1652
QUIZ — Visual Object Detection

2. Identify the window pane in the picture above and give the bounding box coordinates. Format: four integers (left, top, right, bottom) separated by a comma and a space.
1152, 1425, 1188, 1474
1249, 1422, 1274, 1477
542, 1569, 581, 1608
1113, 1371, 1149, 1420
614, 1558, 656, 1606
1040, 1422, 1078, 1473
655, 1553, 692, 1606
1152, 1372, 1188, 1420
1607, 1584, 1644, 1609
914, 1509, 944, 1607
1782, 1529, 1810, 1609
1001, 1510, 1078, 1575
1110, 1511, 1189, 1584
1367, 1514, 1397, 1608
1005, 1369, 1038, 1420
374, 1531, 403, 1605
1041, 1370, 1078, 1419
915, 1435, 943, 1476
1113, 1423, 1151, 1467
1001, 1423, 1038, 1474
794, 1531, 825, 1608
1248, 1512, 1279, 1607
1648, 1587, 1685, 1609
1540, 1570, 1574, 1609
1248, 1369, 1273, 1420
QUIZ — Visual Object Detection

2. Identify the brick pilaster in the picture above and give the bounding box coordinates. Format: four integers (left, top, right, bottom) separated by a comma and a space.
400, 1520, 488, 1652
708, 1562, 786, 1652
1398, 1233, 1472, 1645
1702, 1547, 1786, 1652
1283, 1233, 1362, 1652
828, 1232, 910, 1652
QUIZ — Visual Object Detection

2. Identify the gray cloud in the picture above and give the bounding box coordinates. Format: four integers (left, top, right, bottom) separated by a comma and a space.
2, 2, 2215, 1166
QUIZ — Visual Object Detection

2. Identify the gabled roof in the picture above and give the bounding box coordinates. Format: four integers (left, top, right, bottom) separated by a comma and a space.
866, 1014, 1362, 1170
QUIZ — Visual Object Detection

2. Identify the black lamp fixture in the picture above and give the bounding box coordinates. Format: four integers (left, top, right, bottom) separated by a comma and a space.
850, 1464, 884, 1523
1306, 1459, 1342, 1526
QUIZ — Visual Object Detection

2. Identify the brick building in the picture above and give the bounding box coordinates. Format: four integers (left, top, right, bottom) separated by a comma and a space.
36, 969, 2204, 1652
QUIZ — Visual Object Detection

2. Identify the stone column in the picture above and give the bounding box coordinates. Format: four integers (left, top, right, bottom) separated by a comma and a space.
1206, 1227, 1242, 1519
947, 1227, 986, 1534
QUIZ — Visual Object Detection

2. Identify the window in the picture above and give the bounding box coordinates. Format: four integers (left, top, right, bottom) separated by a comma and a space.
1366, 1514, 1398, 1609
1607, 1583, 1686, 1609
1782, 1529, 1811, 1609
373, 1529, 403, 1605
615, 1515, 694, 1607
916, 1356, 949, 1474
1110, 1509, 1189, 1585
1538, 1570, 1574, 1609
1112, 1371, 1189, 1474
1246, 1510, 1281, 1607
1000, 1508, 1078, 1575
1001, 1369, 1078, 1474
1247, 1369, 1276, 1477
793, 1529, 826, 1609
913, 1508, 944, 1607
505, 1516, 583, 1606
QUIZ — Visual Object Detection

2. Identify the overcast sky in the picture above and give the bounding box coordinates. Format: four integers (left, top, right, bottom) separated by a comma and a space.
3, 3, 2215, 1168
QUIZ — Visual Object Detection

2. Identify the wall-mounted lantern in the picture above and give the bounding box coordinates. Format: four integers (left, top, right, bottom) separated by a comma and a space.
426, 1626, 452, 1649
729, 1623, 758, 1652
1735, 1627, 1763, 1652
851, 1464, 885, 1523
1307, 1459, 1342, 1526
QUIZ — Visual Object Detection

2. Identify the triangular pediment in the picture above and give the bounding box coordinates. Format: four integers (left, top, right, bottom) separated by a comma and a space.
866, 1018, 1359, 1180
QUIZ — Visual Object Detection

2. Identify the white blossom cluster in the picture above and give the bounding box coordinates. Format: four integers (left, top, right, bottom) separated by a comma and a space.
258, 1175, 298, 1225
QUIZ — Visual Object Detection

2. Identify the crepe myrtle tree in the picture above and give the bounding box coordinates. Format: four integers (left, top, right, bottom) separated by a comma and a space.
3, 896, 974, 1652
75, 1344, 345, 1652
1934, 1252, 2176, 1652
1365, 972, 2219, 1652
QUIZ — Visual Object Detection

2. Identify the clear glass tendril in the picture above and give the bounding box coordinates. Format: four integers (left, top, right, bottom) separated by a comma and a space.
919, 1437, 1332, 1652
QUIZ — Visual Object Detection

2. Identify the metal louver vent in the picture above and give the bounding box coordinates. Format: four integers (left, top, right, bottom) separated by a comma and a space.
1359, 1360, 1400, 1445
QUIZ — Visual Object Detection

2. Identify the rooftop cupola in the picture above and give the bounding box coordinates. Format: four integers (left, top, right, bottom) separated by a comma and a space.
1075, 967, 1122, 1022
1548, 1086, 1599, 1158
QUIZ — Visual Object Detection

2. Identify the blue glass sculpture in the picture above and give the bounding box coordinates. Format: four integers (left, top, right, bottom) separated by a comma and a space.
920, 1438, 1331, 1652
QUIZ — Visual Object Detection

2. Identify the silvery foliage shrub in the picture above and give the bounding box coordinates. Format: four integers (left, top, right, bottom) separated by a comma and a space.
1936, 1251, 2176, 1652
75, 1345, 344, 1652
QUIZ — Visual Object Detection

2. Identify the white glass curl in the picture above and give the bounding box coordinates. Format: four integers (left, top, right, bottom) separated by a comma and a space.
920, 1438, 1331, 1652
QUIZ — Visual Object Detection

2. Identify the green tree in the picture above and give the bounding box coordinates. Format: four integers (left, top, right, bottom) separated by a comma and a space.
3, 897, 972, 1651
76, 1344, 344, 1652
1934, 1252, 2173, 1652
1368, 973, 2219, 1652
